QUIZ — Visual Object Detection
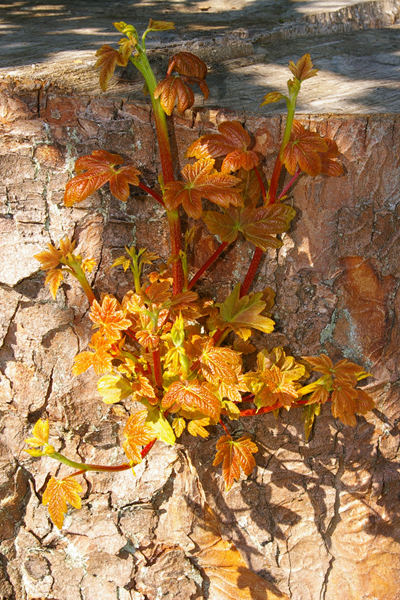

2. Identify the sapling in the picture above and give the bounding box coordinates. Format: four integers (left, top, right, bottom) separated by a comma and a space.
27, 19, 375, 530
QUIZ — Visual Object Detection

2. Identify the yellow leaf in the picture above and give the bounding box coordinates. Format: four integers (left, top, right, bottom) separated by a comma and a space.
32, 419, 49, 445
97, 373, 132, 404
42, 476, 83, 529
187, 417, 210, 438
112, 255, 131, 272
172, 417, 186, 438
147, 18, 175, 31
45, 269, 64, 299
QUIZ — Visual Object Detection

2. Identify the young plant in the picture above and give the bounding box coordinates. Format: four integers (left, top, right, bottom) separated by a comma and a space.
28, 20, 375, 530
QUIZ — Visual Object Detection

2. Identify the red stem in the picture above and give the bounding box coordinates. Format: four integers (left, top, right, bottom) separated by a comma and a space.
277, 168, 301, 200
240, 397, 311, 417
188, 241, 229, 290
240, 247, 263, 297
138, 182, 164, 206
152, 348, 163, 388
254, 166, 267, 202
141, 438, 156, 458
168, 212, 184, 295
267, 155, 283, 205
219, 420, 230, 435
64, 440, 157, 480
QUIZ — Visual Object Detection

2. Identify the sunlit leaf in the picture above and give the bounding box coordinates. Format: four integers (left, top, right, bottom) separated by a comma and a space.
164, 158, 242, 218
89, 294, 132, 341
172, 416, 186, 438
25, 419, 49, 448
64, 150, 140, 206
95, 45, 129, 92
146, 407, 176, 445
42, 476, 83, 529
187, 417, 210, 438
187, 120, 259, 173
44, 269, 64, 300
122, 410, 155, 465
289, 53, 318, 82
97, 373, 133, 404
200, 340, 242, 384
213, 434, 258, 490
219, 284, 274, 340
162, 380, 221, 422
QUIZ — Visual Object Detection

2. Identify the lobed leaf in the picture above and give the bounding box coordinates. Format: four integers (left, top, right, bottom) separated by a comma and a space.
42, 476, 83, 529
162, 380, 221, 422
187, 120, 259, 173
95, 45, 129, 92
64, 150, 140, 206
219, 284, 275, 340
123, 410, 155, 464
213, 435, 258, 490
288, 53, 318, 82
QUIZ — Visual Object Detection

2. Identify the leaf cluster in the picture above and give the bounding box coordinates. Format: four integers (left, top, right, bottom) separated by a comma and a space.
28, 23, 377, 534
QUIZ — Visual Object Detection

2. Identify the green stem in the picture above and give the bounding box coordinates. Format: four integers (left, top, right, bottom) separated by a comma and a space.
52, 437, 157, 475
267, 80, 300, 205
65, 260, 96, 305
242, 80, 302, 295
131, 49, 184, 294
50, 452, 128, 472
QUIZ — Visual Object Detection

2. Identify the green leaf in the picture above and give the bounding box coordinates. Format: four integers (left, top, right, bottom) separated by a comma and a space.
146, 407, 176, 446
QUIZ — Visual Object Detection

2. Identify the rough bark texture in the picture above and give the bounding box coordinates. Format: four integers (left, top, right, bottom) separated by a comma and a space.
1, 1, 400, 597
0, 77, 399, 600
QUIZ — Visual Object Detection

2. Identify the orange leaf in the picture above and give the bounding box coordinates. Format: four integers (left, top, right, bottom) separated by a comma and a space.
187, 120, 259, 173
44, 269, 64, 299
122, 410, 156, 465
162, 380, 221, 422
64, 150, 140, 206
200, 340, 242, 384
261, 91, 285, 106
254, 365, 300, 409
288, 53, 318, 82
239, 204, 296, 250
168, 51, 207, 80
89, 294, 132, 341
164, 158, 242, 218
320, 138, 344, 177
154, 75, 194, 116
42, 476, 83, 529
203, 209, 240, 244
213, 434, 258, 490
281, 121, 327, 176
95, 44, 129, 91
34, 243, 62, 271
147, 18, 175, 32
